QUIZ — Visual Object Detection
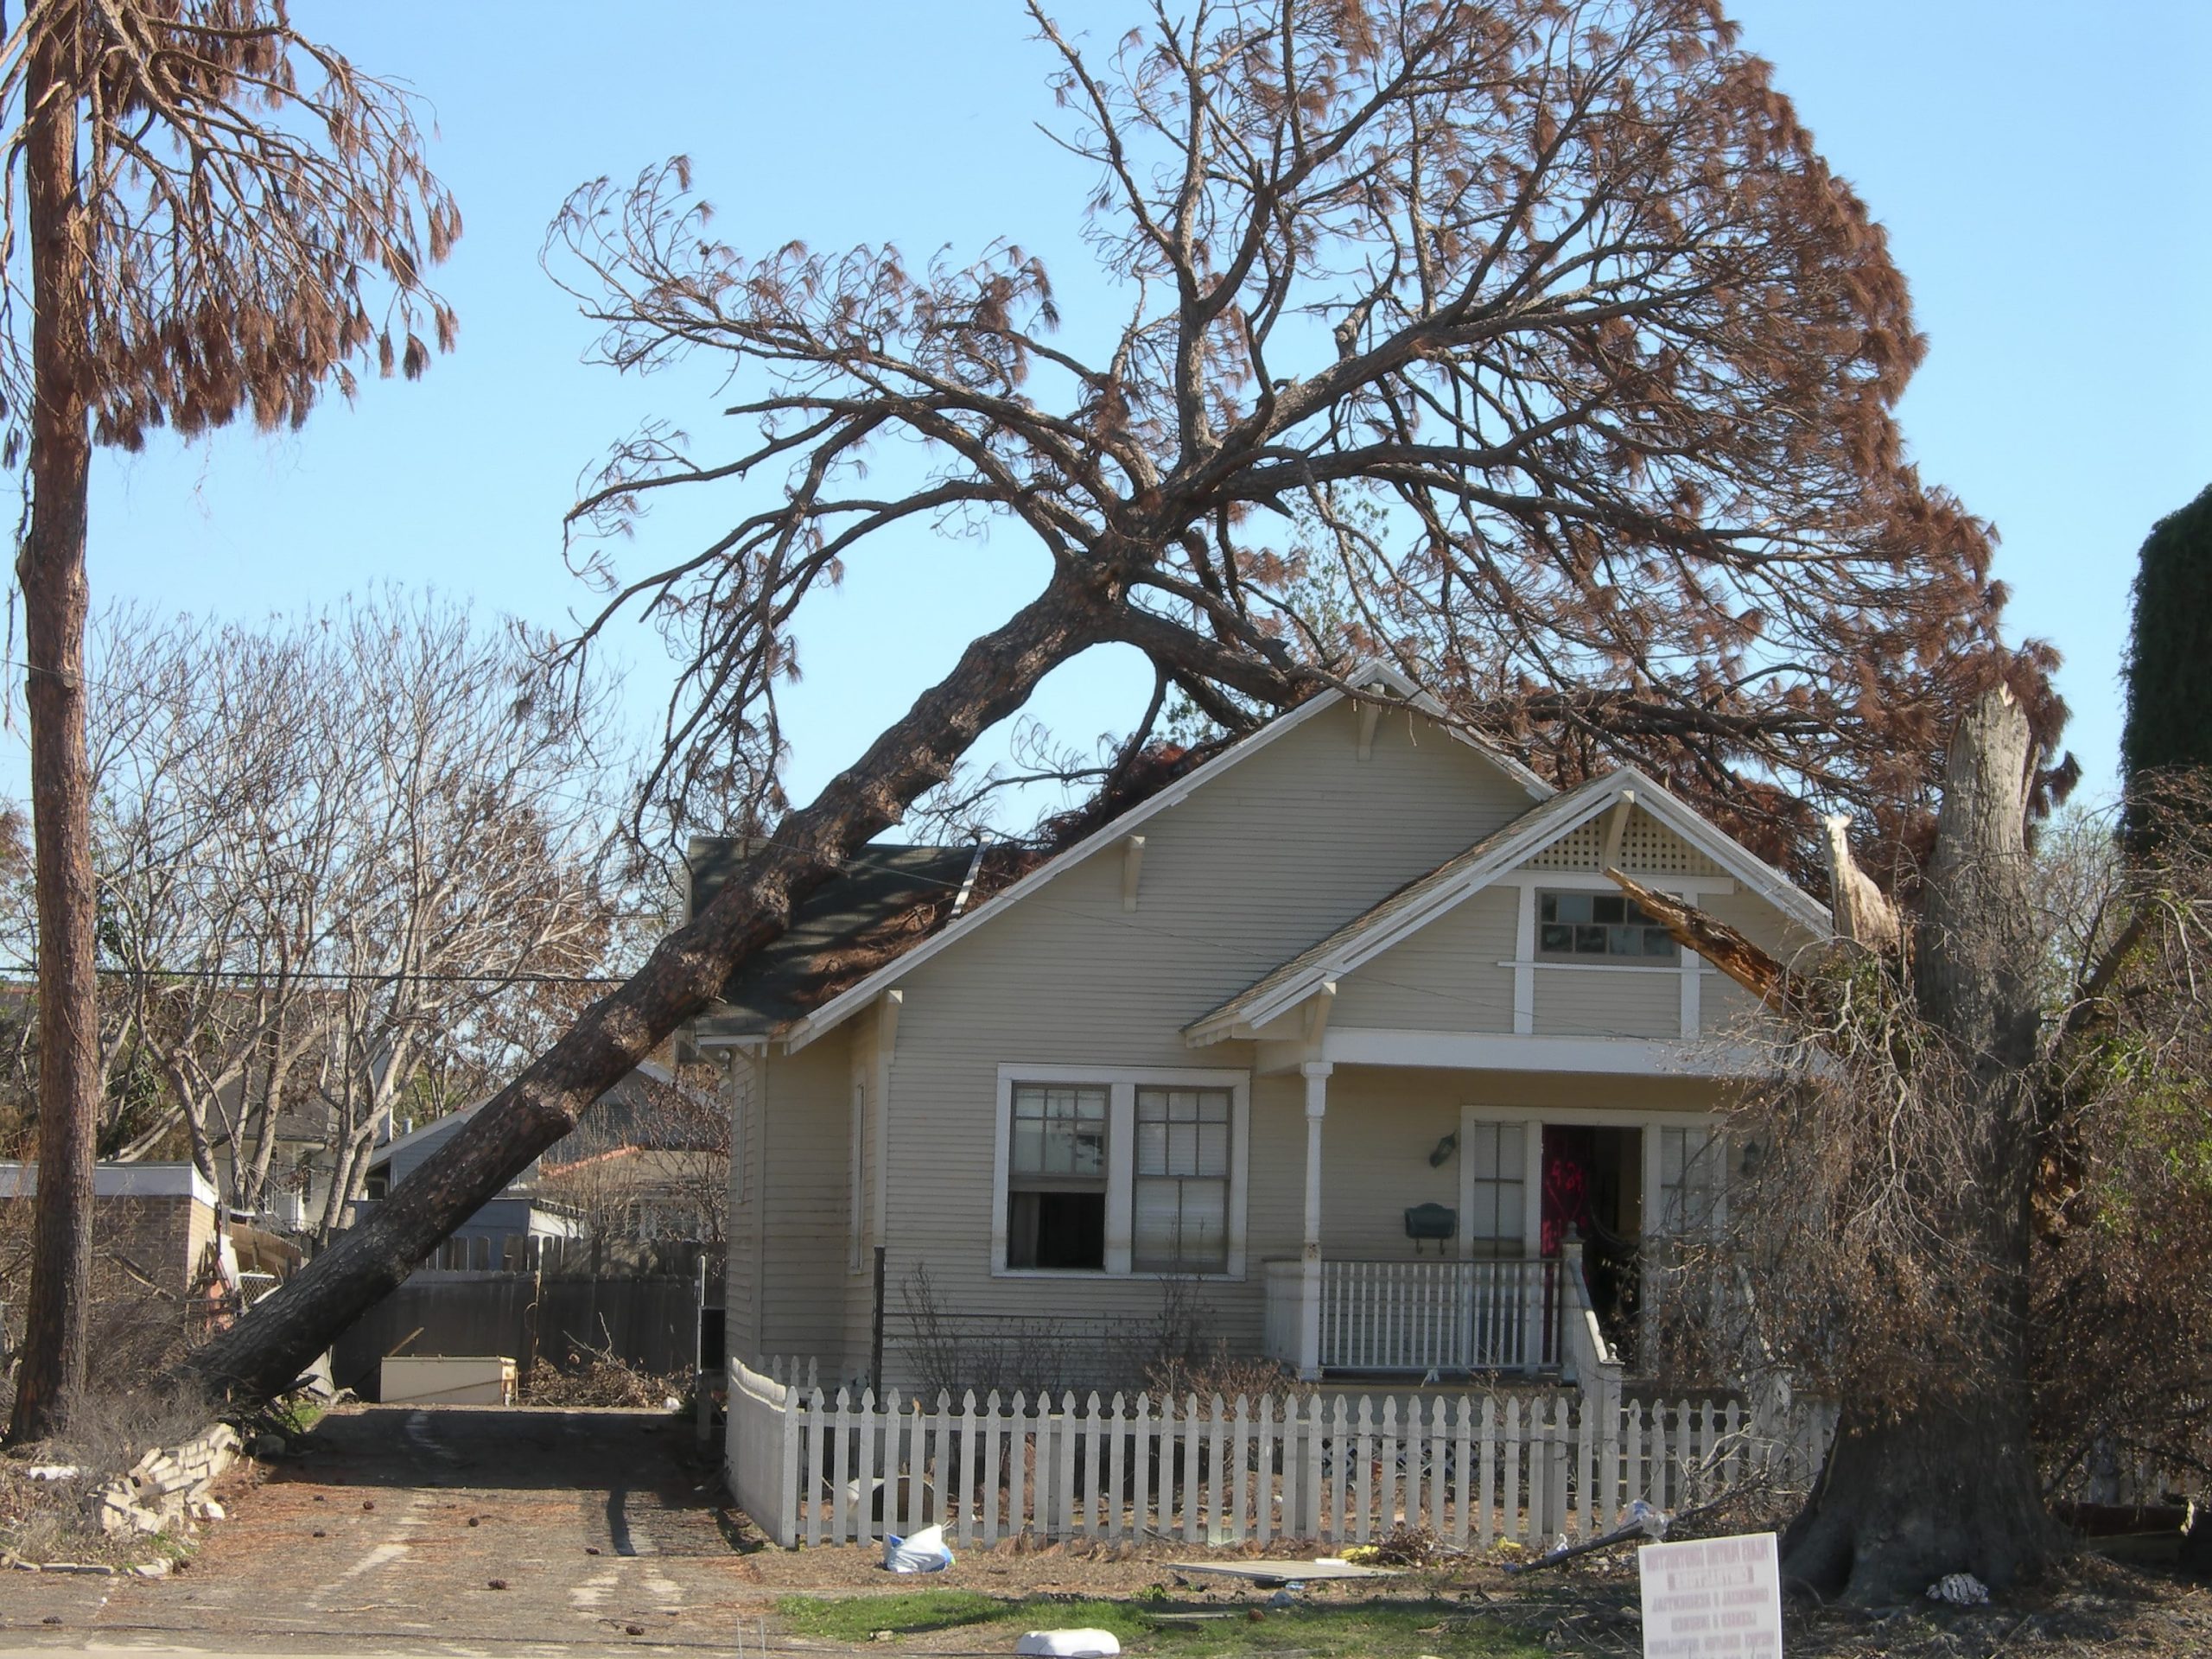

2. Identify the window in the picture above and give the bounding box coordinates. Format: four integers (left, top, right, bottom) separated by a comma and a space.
1657, 1126, 1724, 1232
1463, 1121, 1527, 1257
1006, 1084, 1109, 1270
995, 1068, 1249, 1277
1538, 890, 1679, 961
1134, 1087, 1231, 1272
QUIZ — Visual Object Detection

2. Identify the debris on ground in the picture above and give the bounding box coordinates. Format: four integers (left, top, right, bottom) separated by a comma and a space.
1928, 1571, 1991, 1606
519, 1338, 688, 1409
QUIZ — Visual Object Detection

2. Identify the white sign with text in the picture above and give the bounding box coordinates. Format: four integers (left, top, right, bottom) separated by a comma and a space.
1638, 1530, 1784, 1658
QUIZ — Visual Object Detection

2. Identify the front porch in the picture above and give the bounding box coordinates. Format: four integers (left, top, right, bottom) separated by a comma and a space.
1256, 1058, 1726, 1382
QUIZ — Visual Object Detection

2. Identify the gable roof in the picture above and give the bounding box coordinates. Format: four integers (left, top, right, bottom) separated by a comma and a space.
770, 662, 1552, 1053
1183, 766, 1831, 1044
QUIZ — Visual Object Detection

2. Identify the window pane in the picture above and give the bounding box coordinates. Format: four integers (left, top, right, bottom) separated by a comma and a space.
1540, 923, 1573, 954
1468, 1122, 1499, 1180
1498, 1179, 1525, 1244
1136, 1119, 1167, 1175
1593, 895, 1624, 925
1134, 1176, 1227, 1272
1012, 1117, 1044, 1175
1196, 1121, 1229, 1177
1575, 924, 1606, 954
1499, 1122, 1524, 1172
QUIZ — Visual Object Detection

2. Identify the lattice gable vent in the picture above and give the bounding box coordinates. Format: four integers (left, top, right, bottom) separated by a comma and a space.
1520, 806, 1722, 875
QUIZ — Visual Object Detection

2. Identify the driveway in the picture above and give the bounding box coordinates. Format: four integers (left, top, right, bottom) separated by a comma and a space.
1, 1406, 772, 1656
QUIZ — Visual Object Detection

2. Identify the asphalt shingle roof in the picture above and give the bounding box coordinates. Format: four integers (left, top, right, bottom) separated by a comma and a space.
685, 841, 978, 1038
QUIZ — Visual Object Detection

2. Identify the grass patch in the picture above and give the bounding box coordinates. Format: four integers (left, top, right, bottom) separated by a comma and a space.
772, 1590, 1544, 1657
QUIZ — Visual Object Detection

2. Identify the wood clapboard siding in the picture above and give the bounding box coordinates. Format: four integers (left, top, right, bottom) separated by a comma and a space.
1535, 966, 1680, 1040
1332, 887, 1518, 1031
755, 1038, 856, 1368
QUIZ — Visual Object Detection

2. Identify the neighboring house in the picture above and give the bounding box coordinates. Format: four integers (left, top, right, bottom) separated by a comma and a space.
359, 1109, 588, 1271
358, 1063, 722, 1269
686, 664, 1827, 1391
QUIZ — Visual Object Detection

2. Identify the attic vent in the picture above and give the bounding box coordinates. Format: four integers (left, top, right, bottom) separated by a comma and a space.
1524, 822, 1602, 869
1618, 811, 1720, 875
1522, 809, 1722, 875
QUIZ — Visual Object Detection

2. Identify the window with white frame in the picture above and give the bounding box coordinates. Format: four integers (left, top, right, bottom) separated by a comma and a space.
1656, 1125, 1725, 1232
1463, 1121, 1527, 1257
1005, 1083, 1109, 1270
1134, 1086, 1231, 1272
996, 1069, 1249, 1276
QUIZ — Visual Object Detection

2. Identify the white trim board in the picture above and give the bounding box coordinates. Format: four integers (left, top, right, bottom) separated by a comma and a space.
1316, 1027, 1773, 1077
782, 663, 1550, 1055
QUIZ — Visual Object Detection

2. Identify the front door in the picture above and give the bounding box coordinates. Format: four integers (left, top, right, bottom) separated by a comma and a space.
1540, 1124, 1642, 1358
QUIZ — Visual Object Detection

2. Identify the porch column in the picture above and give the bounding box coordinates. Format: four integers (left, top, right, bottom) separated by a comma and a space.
1299, 1061, 1332, 1381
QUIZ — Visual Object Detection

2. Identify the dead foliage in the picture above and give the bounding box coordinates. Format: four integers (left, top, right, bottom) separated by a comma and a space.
521, 1338, 683, 1411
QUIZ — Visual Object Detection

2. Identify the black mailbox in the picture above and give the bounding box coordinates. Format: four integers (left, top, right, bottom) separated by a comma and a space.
1403, 1203, 1457, 1242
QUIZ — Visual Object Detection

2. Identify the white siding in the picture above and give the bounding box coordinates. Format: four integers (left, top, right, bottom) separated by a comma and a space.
1332, 887, 1518, 1032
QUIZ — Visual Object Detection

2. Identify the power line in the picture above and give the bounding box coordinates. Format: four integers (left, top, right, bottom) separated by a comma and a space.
0, 962, 628, 987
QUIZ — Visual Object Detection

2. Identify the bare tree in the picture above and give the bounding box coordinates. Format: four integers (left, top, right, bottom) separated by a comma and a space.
0, 0, 454, 1442
53, 598, 637, 1237
189, 0, 2025, 1398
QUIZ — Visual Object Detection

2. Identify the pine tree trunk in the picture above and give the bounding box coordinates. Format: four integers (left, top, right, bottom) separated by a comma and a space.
9, 19, 100, 1446
185, 568, 1113, 1399
1781, 686, 2063, 1602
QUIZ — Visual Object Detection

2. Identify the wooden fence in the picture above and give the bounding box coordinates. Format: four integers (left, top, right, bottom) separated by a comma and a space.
333, 1268, 713, 1397
724, 1358, 1834, 1550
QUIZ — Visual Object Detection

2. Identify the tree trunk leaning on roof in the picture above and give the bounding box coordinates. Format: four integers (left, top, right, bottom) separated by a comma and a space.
188, 2, 2033, 1401
183, 568, 1116, 1400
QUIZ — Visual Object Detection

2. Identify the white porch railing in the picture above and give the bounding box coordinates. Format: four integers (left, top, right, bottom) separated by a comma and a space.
1265, 1258, 1564, 1374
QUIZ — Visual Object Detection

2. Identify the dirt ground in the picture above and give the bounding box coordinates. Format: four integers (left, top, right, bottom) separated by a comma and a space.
0, 1403, 2207, 1656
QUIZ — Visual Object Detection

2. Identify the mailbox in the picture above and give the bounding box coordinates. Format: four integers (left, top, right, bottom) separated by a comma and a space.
1403, 1202, 1457, 1242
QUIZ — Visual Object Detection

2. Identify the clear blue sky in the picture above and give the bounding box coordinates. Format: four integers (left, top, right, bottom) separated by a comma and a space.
32, 1, 2212, 819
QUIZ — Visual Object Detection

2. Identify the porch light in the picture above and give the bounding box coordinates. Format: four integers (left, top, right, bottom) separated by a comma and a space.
1427, 1130, 1458, 1168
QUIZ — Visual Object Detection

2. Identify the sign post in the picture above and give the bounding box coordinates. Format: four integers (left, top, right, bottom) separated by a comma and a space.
1637, 1531, 1784, 1658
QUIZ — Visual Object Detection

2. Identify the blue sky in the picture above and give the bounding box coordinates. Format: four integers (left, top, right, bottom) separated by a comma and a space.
30, 2, 2211, 819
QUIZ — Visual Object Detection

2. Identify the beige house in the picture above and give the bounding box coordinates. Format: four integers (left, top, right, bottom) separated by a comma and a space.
690, 665, 1826, 1391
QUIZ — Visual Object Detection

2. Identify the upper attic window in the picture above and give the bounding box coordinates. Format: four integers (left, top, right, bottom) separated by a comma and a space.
1537, 891, 1679, 962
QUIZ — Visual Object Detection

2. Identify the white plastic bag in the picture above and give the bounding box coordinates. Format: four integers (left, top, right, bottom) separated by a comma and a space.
884, 1522, 955, 1573
1014, 1630, 1121, 1657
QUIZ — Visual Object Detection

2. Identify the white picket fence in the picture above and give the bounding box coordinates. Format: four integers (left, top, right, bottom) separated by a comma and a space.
724, 1358, 1834, 1550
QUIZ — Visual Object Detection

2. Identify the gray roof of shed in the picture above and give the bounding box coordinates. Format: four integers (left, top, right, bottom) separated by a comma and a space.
686, 841, 978, 1039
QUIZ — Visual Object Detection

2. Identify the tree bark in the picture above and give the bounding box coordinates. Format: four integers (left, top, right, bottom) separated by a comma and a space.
8, 16, 101, 1447
1781, 686, 2063, 1602
185, 567, 1114, 1398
